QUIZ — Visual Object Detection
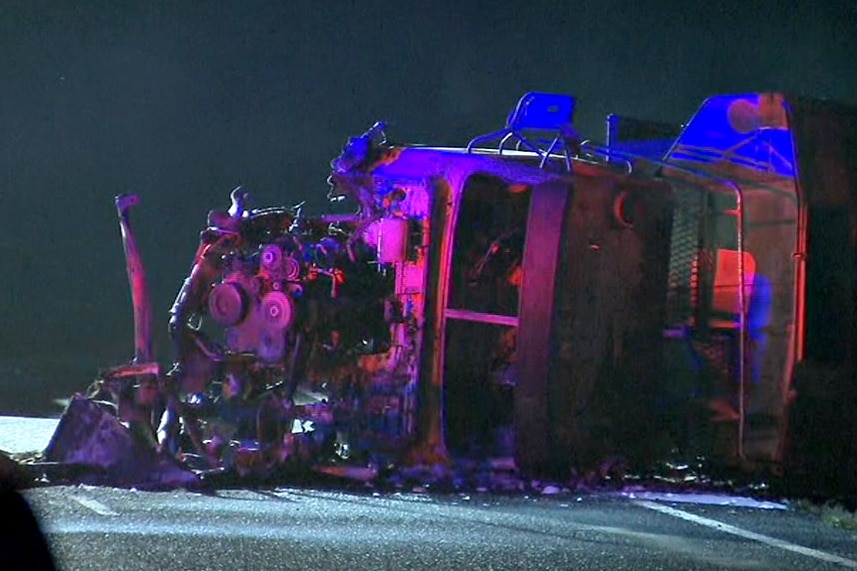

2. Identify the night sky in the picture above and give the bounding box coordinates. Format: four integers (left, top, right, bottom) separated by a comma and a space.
1, 1, 855, 402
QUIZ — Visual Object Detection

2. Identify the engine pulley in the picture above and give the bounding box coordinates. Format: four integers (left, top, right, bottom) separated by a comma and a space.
208, 282, 247, 327
283, 255, 301, 281
260, 291, 295, 331
260, 244, 283, 272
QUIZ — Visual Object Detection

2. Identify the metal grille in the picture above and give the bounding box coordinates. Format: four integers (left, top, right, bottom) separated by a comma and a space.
665, 186, 706, 327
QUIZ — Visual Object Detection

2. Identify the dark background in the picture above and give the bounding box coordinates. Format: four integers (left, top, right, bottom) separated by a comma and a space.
1, 0, 855, 414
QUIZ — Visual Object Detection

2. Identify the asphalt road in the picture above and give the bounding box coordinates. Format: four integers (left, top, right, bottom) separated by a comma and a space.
16, 486, 857, 571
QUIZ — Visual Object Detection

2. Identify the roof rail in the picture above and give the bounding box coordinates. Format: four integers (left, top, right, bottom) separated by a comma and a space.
467, 92, 578, 171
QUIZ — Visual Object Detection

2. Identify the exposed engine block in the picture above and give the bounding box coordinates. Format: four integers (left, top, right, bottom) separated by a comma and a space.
209, 242, 302, 362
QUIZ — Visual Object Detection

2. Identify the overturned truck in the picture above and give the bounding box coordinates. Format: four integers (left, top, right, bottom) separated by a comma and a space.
44, 92, 857, 492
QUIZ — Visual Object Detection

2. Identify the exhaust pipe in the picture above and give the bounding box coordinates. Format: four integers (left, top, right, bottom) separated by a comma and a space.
115, 193, 154, 365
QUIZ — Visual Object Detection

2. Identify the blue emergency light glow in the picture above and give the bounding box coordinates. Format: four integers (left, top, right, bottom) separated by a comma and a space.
505, 92, 576, 132
666, 94, 797, 178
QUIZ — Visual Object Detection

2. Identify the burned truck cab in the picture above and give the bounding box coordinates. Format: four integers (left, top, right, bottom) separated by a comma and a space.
326, 91, 857, 483
330, 95, 675, 477
53, 91, 857, 491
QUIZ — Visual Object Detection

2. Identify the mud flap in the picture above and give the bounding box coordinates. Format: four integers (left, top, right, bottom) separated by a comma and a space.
514, 181, 570, 477
43, 397, 197, 488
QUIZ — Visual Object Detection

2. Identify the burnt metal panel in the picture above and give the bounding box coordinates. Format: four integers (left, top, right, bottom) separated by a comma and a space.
414, 180, 451, 463
781, 97, 857, 497
514, 180, 571, 476
549, 174, 674, 473
787, 97, 857, 369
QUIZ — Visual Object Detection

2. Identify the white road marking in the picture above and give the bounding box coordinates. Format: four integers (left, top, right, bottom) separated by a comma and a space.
619, 490, 786, 510
70, 495, 118, 517
636, 500, 857, 569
